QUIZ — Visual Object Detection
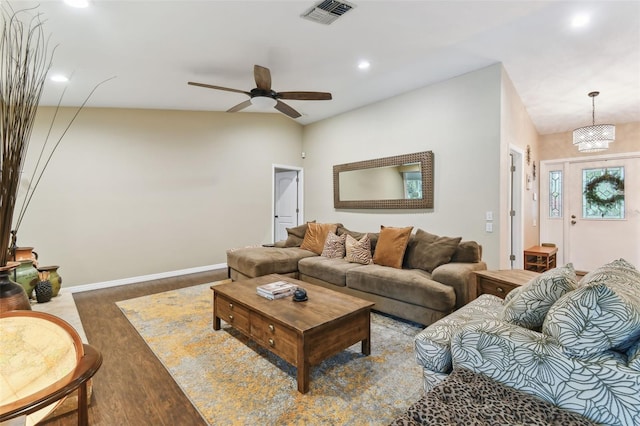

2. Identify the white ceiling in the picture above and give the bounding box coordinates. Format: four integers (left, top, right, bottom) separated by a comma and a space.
12, 0, 640, 134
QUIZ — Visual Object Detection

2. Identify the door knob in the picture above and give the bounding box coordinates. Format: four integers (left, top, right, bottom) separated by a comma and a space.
571, 220, 577, 225
571, 214, 576, 219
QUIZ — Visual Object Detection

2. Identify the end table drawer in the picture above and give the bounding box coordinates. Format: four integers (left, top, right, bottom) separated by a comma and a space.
249, 312, 297, 364
216, 295, 250, 334
478, 279, 517, 299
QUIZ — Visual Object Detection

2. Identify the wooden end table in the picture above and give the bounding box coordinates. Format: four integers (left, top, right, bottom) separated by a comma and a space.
211, 274, 374, 394
472, 269, 539, 300
524, 245, 558, 272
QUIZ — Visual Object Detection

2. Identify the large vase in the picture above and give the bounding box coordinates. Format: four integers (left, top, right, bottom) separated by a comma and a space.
0, 262, 31, 312
37, 265, 62, 297
14, 259, 39, 299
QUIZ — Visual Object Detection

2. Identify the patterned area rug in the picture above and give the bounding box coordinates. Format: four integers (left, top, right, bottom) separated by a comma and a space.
117, 283, 424, 425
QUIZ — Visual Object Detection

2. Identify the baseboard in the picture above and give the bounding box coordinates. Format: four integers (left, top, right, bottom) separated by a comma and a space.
64, 263, 228, 294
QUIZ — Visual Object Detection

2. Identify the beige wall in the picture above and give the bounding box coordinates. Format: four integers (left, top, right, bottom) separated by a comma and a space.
500, 68, 541, 267
16, 63, 566, 288
539, 122, 640, 160
17, 108, 302, 286
302, 64, 504, 269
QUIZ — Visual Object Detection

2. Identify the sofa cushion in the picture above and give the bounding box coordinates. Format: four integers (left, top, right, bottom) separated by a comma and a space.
451, 241, 482, 263
321, 231, 346, 259
345, 234, 373, 265
226, 247, 317, 278
414, 294, 504, 374
404, 229, 461, 273
347, 265, 455, 312
500, 264, 578, 330
543, 259, 640, 358
337, 226, 379, 254
298, 257, 362, 287
372, 225, 413, 269
300, 222, 338, 255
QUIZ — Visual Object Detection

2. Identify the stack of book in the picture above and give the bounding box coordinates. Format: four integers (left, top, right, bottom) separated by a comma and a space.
256, 281, 297, 300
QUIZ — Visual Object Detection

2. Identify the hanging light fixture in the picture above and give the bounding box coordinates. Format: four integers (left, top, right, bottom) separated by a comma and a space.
572, 91, 615, 153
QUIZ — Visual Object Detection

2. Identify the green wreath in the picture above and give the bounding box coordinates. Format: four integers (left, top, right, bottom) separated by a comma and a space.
584, 173, 625, 209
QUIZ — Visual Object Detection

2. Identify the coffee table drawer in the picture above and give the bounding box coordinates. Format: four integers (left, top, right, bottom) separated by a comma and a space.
216, 295, 250, 334
250, 312, 297, 364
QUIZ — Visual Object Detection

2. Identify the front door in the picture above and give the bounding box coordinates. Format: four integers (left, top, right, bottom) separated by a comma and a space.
541, 155, 639, 272
274, 170, 298, 242
566, 157, 639, 271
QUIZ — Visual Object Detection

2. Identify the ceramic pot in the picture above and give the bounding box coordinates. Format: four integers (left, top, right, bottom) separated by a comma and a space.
13, 246, 37, 262
37, 265, 62, 297
15, 259, 39, 299
35, 279, 53, 303
0, 262, 31, 312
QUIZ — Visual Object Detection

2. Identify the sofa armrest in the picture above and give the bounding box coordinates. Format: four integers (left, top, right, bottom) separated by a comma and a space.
431, 261, 487, 308
414, 294, 503, 373
451, 321, 640, 425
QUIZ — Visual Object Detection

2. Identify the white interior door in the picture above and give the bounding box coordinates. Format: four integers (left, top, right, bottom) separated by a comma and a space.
274, 170, 298, 242
566, 157, 639, 271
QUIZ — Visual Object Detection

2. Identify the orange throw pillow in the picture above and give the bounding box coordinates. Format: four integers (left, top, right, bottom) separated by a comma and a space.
300, 222, 338, 255
373, 225, 414, 269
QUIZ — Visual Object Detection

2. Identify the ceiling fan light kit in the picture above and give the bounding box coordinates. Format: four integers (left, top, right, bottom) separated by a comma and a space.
251, 96, 277, 109
572, 91, 615, 153
188, 65, 332, 119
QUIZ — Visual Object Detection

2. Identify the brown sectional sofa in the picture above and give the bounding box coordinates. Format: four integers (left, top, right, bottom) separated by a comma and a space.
226, 225, 487, 326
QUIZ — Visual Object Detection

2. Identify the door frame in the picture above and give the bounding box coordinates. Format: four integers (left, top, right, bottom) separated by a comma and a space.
540, 151, 640, 268
272, 164, 304, 243
508, 146, 524, 269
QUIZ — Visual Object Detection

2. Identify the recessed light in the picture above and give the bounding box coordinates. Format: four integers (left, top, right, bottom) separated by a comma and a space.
571, 14, 590, 28
50, 74, 69, 83
357, 60, 370, 70
64, 0, 89, 8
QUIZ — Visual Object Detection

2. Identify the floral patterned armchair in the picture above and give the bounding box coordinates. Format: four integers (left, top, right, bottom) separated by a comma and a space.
414, 259, 640, 425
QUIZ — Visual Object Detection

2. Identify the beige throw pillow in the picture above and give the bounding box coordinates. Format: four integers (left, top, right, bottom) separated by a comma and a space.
337, 226, 379, 253
345, 234, 373, 265
372, 226, 414, 269
300, 222, 338, 255
321, 231, 346, 259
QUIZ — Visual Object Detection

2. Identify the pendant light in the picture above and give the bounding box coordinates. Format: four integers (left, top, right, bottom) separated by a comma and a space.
572, 91, 615, 153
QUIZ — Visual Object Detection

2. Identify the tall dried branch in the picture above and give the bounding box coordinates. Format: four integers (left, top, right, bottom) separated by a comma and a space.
0, 5, 53, 266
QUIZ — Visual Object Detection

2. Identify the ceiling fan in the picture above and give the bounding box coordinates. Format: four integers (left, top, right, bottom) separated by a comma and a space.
188, 65, 332, 119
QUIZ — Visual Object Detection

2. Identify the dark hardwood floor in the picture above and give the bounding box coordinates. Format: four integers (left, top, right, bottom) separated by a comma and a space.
43, 269, 228, 426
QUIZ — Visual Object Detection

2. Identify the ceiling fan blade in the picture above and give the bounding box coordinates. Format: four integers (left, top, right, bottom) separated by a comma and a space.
277, 91, 332, 101
274, 100, 301, 118
188, 82, 250, 96
254, 65, 272, 91
227, 99, 253, 113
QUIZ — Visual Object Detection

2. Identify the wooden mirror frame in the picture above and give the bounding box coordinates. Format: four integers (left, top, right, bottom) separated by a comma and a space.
333, 151, 434, 209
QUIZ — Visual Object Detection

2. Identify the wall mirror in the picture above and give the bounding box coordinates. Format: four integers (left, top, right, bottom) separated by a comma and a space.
333, 151, 434, 209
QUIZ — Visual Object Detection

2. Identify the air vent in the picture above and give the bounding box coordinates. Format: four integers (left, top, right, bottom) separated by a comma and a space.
301, 0, 355, 25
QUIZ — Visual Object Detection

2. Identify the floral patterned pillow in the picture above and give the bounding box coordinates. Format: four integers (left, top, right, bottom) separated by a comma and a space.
500, 264, 578, 330
626, 339, 640, 370
543, 259, 640, 357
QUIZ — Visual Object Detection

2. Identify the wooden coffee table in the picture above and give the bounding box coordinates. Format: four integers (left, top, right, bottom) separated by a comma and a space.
211, 274, 375, 393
